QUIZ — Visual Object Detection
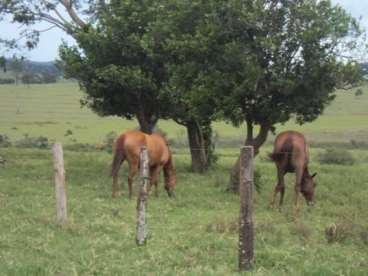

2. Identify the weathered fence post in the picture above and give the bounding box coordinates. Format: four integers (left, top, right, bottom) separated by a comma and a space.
239, 146, 254, 271
52, 143, 67, 225
136, 146, 149, 246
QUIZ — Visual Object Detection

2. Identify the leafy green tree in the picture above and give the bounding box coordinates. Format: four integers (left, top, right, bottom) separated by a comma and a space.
0, 56, 5, 71
1, 1, 168, 133
7, 56, 24, 85
205, 0, 364, 191
155, 0, 221, 172
58, 1, 175, 133
1, 0, 218, 170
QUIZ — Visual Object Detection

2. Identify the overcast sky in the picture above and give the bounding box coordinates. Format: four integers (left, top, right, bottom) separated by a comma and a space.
0, 0, 367, 61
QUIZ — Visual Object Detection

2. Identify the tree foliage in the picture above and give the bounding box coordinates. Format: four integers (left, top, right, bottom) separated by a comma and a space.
58, 1, 175, 133
1, 0, 365, 176
205, 0, 364, 191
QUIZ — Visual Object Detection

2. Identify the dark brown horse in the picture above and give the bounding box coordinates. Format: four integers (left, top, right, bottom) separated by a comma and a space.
111, 130, 176, 198
269, 131, 317, 210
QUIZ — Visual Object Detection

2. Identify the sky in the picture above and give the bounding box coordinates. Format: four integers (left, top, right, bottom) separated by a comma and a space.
0, 0, 367, 62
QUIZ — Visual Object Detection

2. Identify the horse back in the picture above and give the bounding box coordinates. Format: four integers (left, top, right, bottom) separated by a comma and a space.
115, 130, 170, 166
271, 131, 309, 171
115, 130, 146, 162
146, 134, 171, 166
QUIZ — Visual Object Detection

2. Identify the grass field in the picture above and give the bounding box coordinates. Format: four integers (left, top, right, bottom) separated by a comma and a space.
0, 83, 368, 275
0, 83, 368, 146
0, 147, 367, 275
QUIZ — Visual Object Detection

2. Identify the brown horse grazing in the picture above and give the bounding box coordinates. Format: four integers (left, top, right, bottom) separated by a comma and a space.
269, 131, 317, 210
111, 130, 176, 199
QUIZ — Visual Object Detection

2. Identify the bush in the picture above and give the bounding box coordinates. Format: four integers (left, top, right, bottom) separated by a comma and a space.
0, 134, 12, 147
355, 88, 364, 96
317, 148, 355, 165
15, 134, 49, 149
0, 78, 15, 84
21, 73, 43, 84
64, 143, 96, 152
64, 129, 73, 136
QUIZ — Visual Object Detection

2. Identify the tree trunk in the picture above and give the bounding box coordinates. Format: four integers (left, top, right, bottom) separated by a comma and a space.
227, 121, 270, 193
186, 120, 208, 173
136, 110, 157, 134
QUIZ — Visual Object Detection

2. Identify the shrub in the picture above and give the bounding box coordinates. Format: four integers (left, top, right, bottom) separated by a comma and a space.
325, 223, 350, 243
355, 88, 364, 96
0, 78, 15, 84
21, 73, 43, 84
64, 129, 73, 136
325, 221, 368, 245
0, 134, 12, 147
15, 135, 49, 149
63, 143, 96, 152
317, 148, 355, 165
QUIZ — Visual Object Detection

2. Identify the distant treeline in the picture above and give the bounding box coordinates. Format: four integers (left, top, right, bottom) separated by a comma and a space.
0, 58, 63, 85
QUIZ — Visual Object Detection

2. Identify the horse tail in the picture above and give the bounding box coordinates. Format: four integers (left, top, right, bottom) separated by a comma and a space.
269, 152, 285, 162
111, 136, 125, 177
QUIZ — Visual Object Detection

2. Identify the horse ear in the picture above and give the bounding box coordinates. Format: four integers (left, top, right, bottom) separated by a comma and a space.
311, 172, 317, 178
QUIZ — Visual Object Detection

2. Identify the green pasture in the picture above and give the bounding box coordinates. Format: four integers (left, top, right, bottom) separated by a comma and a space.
0, 83, 368, 146
0, 147, 367, 275
1, 83, 368, 274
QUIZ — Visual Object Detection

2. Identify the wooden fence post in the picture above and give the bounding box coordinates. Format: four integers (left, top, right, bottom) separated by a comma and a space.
239, 146, 254, 271
136, 146, 149, 246
52, 143, 67, 225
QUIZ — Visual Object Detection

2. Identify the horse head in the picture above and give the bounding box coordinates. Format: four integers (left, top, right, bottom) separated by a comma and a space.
301, 171, 317, 206
163, 155, 176, 198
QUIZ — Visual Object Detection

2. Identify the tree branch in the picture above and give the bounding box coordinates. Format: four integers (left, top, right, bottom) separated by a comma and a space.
38, 12, 69, 32
253, 122, 270, 150
59, 0, 86, 28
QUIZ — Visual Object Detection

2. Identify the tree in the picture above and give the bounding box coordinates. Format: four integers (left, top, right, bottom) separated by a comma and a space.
156, 0, 221, 172
58, 1, 176, 133
1, 1, 170, 133
0, 56, 5, 71
1, 0, 218, 171
7, 56, 24, 85
204, 0, 364, 191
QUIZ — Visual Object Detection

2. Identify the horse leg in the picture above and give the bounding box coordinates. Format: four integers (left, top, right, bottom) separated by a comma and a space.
270, 167, 284, 208
112, 174, 120, 198
128, 161, 138, 199
149, 166, 161, 197
279, 184, 286, 206
294, 166, 304, 215
111, 149, 125, 198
